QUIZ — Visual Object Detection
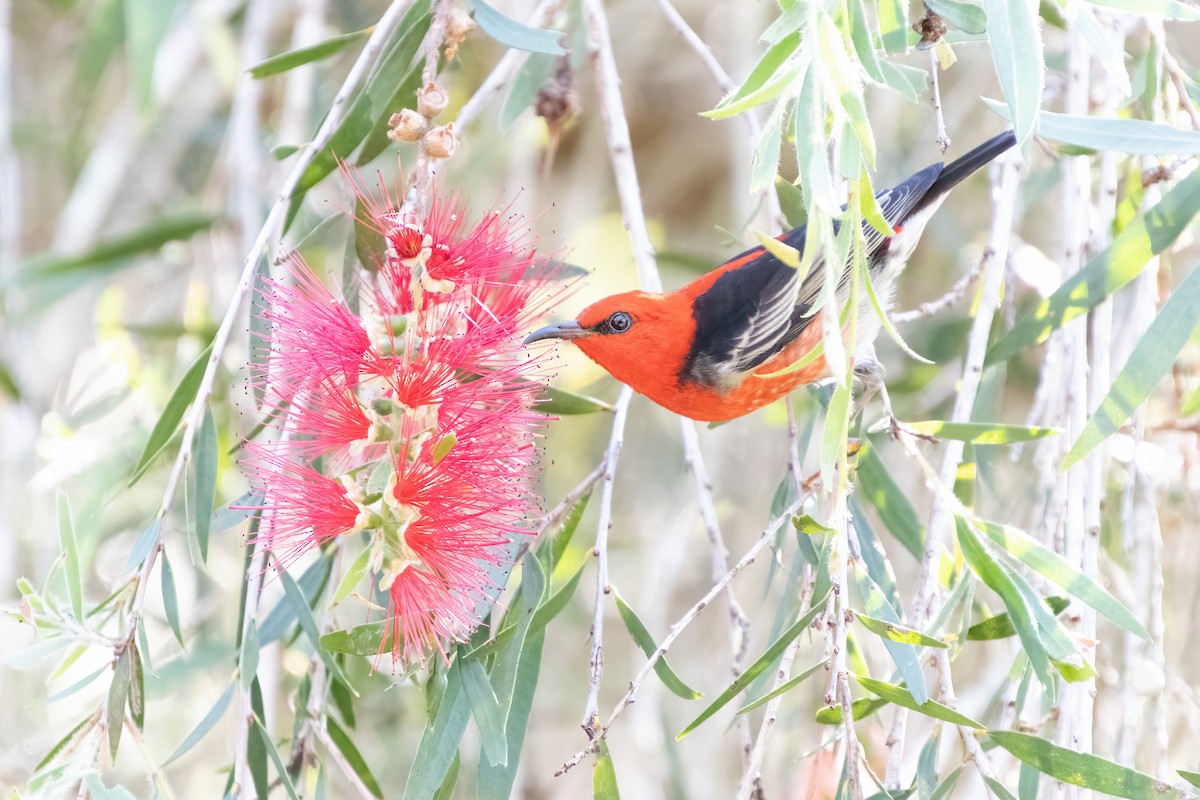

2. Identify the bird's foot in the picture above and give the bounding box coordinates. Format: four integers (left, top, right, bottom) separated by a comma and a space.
885, 415, 939, 444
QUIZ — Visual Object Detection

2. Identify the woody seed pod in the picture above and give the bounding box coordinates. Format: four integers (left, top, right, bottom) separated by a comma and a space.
423, 123, 458, 159
388, 109, 428, 142
417, 82, 450, 120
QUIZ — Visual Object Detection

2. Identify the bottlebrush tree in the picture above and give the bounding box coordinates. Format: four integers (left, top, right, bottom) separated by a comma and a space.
4, 1, 1200, 800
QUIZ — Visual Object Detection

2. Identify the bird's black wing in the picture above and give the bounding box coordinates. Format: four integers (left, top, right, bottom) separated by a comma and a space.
683, 236, 813, 389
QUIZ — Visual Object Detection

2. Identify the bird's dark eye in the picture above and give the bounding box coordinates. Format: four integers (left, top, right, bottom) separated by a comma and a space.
607, 311, 633, 333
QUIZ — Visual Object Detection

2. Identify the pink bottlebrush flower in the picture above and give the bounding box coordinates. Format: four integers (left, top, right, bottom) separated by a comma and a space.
241, 443, 366, 569
239, 171, 569, 666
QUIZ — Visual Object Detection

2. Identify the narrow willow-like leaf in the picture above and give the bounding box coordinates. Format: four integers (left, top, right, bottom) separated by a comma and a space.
461, 659, 508, 767
593, 739, 621, 799
56, 491, 82, 621
12, 212, 216, 287
1085, 0, 1200, 18
477, 631, 546, 800
129, 344, 214, 486
736, 660, 824, 714
404, 661, 472, 800
856, 614, 949, 649
1030, 108, 1200, 153
854, 447, 923, 558
240, 620, 259, 689
926, 0, 988, 32
750, 227, 802, 268
967, 597, 1071, 641
41, 666, 108, 706
291, 4, 430, 203
855, 676, 985, 728
974, 519, 1148, 638
989, 731, 1190, 798
816, 696, 889, 724
1064, 265, 1200, 470
467, 0, 565, 54
677, 591, 830, 739
956, 517, 1056, 698
904, 421, 1061, 444
988, 168, 1200, 363
248, 29, 370, 78
982, 0, 1043, 144
35, 710, 101, 771
323, 716, 380, 798
193, 405, 218, 562
853, 562, 929, 704
332, 547, 371, 606
613, 591, 703, 700
711, 31, 801, 113
261, 556, 330, 644
537, 384, 613, 414
252, 718, 300, 800
750, 107, 787, 194
164, 682, 234, 765
1178, 770, 1200, 788
160, 552, 183, 647
107, 648, 132, 759
1182, 385, 1200, 417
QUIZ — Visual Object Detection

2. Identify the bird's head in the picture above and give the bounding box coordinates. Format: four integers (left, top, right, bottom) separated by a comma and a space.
523, 290, 694, 388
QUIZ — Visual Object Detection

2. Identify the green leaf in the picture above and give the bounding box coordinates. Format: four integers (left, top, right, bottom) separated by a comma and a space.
477, 631, 546, 800
467, 0, 565, 54
128, 344, 214, 486
967, 597, 1071, 640
56, 491, 82, 621
254, 719, 300, 800
500, 53, 556, 130
248, 28, 370, 78
614, 591, 703, 700
326, 716, 383, 798
926, 0, 988, 33
593, 739, 621, 799
956, 516, 1056, 698
193, 405, 218, 562
292, 4, 430, 204
332, 547, 371, 606
855, 676, 985, 728
904, 421, 1061, 444
41, 666, 108, 705
537, 384, 614, 414
1064, 265, 1200, 470
750, 108, 786, 195
736, 660, 824, 714
107, 648, 132, 759
1182, 384, 1200, 417
1084, 0, 1200, 19
855, 447, 923, 559
461, 658, 508, 767
321, 622, 387, 657
677, 591, 829, 739
161, 554, 184, 646
856, 614, 949, 649
1178, 770, 1200, 788
816, 696, 889, 724
982, 0, 1043, 145
989, 731, 1190, 799
988, 169, 1200, 363
261, 556, 331, 644
36, 710, 101, 771
751, 226, 802, 268
775, 176, 807, 229
164, 682, 234, 765
974, 519, 1149, 638
404, 660, 472, 800
711, 31, 800, 115
11, 212, 216, 288
1031, 108, 1200, 153
853, 562, 929, 705
984, 776, 1021, 800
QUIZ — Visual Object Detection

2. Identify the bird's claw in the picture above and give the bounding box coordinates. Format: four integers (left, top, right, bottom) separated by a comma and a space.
888, 416, 939, 443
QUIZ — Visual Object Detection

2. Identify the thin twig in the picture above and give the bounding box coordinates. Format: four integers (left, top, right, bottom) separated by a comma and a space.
928, 47, 950, 154
680, 419, 755, 770
583, 0, 661, 292
649, 0, 782, 226
556, 495, 805, 776
1162, 48, 1200, 132
891, 255, 985, 323
581, 385, 633, 737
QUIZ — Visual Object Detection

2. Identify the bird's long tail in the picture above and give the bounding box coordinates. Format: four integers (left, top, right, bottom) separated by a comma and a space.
912, 130, 1017, 215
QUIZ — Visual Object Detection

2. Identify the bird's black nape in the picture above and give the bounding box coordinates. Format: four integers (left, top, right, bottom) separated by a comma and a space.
910, 130, 1017, 217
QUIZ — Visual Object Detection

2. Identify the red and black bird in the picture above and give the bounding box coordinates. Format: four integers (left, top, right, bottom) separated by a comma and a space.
526, 131, 1017, 422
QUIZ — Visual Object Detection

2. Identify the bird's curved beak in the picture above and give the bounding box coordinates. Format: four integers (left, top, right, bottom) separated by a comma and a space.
523, 321, 592, 344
